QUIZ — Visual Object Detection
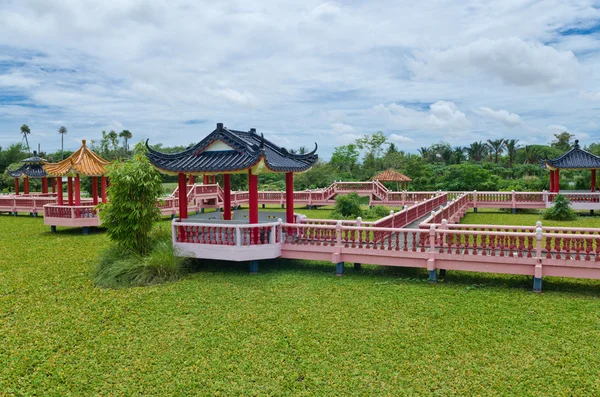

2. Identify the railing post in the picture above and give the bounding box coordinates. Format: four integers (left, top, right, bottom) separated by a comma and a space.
278, 218, 283, 243
511, 190, 516, 213
270, 223, 277, 244
428, 224, 437, 282
390, 210, 394, 228
336, 221, 342, 247
172, 220, 178, 245
473, 190, 478, 213
236, 227, 242, 247
534, 221, 543, 292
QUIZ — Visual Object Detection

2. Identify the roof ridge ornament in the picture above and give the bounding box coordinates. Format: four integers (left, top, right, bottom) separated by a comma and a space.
574, 139, 580, 149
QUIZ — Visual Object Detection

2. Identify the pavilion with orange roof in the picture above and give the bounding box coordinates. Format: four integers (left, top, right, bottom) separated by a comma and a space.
372, 168, 412, 190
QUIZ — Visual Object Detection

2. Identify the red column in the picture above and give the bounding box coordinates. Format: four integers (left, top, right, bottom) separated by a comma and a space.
74, 175, 81, 206
203, 175, 209, 184
555, 169, 560, 193
592, 170, 596, 192
189, 175, 195, 185
286, 172, 294, 223
549, 170, 554, 192
178, 172, 188, 219
92, 176, 98, 205
212, 175, 216, 184
248, 169, 258, 243
57, 177, 63, 205
14, 178, 19, 195
101, 176, 108, 203
42, 177, 48, 194
223, 174, 232, 220
24, 177, 30, 195
67, 177, 74, 205
51, 177, 56, 194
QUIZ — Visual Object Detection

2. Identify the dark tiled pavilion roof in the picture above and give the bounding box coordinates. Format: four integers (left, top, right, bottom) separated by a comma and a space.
540, 140, 600, 170
8, 151, 48, 178
146, 123, 318, 174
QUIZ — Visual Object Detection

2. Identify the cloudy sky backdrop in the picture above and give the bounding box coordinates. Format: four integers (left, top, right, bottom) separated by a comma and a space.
0, 0, 599, 158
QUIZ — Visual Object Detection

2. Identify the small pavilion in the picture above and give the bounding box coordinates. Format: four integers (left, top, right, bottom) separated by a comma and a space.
43, 140, 111, 205
146, 123, 318, 223
540, 140, 600, 193
372, 168, 412, 190
8, 151, 55, 195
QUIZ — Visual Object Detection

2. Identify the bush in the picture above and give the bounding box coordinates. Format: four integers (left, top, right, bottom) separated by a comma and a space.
99, 143, 163, 255
365, 205, 390, 220
332, 192, 363, 219
544, 194, 577, 221
94, 229, 189, 288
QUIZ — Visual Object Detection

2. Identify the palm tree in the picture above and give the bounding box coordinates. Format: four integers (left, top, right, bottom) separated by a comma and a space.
440, 146, 453, 165
486, 139, 506, 163
119, 129, 132, 152
466, 141, 487, 162
58, 126, 67, 160
452, 146, 466, 164
107, 130, 119, 155
523, 145, 540, 164
505, 139, 520, 168
418, 147, 430, 161
20, 124, 31, 153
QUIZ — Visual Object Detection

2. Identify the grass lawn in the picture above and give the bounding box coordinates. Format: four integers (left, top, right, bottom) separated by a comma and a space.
461, 208, 600, 228
2, 215, 600, 395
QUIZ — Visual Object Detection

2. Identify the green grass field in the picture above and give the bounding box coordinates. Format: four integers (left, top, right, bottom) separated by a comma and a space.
461, 208, 600, 228
2, 213, 600, 395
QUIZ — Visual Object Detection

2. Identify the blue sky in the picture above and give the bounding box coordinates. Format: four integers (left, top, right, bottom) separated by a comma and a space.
0, 0, 599, 159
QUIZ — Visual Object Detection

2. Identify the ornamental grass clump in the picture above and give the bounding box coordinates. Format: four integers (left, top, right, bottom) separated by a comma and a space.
544, 194, 577, 221
95, 143, 188, 287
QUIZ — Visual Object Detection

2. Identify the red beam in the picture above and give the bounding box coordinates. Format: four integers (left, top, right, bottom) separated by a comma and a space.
178, 172, 188, 219
223, 174, 231, 221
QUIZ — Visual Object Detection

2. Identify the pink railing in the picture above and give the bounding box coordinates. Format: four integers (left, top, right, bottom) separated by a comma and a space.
474, 192, 512, 203
172, 221, 280, 246
374, 193, 448, 229
43, 204, 99, 219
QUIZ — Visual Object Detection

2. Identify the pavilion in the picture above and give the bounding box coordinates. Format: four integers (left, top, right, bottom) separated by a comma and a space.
8, 151, 54, 195
146, 123, 318, 224
43, 140, 110, 206
372, 168, 412, 191
540, 140, 600, 193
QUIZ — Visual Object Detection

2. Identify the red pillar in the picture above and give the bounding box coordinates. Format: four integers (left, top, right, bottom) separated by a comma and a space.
212, 175, 216, 184
92, 176, 98, 205
203, 175, 209, 185
67, 177, 74, 205
14, 178, 19, 195
223, 174, 232, 220
42, 177, 48, 194
57, 177, 63, 205
555, 169, 560, 193
549, 170, 554, 192
248, 169, 258, 243
101, 176, 107, 203
592, 170, 596, 192
178, 172, 188, 219
286, 172, 294, 223
51, 177, 56, 194
74, 175, 81, 206
24, 177, 30, 195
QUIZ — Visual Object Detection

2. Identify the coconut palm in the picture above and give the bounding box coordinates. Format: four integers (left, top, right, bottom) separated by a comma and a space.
119, 129, 132, 152
523, 145, 540, 164
466, 141, 487, 162
452, 146, 466, 164
418, 147, 430, 161
20, 124, 31, 153
505, 139, 520, 168
107, 130, 119, 155
486, 139, 506, 163
58, 126, 67, 159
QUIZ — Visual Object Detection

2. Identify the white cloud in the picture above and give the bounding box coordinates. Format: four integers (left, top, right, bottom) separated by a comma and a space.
331, 122, 356, 134
474, 107, 523, 127
309, 3, 341, 21
408, 37, 581, 90
579, 90, 600, 101
0, 72, 38, 88
370, 101, 471, 131
389, 134, 413, 144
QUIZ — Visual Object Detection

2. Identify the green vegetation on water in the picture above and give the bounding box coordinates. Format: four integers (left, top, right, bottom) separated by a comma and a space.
2, 215, 600, 395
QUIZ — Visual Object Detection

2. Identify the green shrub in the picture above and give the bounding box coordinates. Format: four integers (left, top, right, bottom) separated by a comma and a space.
99, 143, 163, 255
365, 205, 390, 220
94, 229, 189, 288
332, 192, 363, 219
544, 194, 577, 221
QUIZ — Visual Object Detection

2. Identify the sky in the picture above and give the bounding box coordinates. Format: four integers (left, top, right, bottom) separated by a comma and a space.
0, 0, 599, 159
